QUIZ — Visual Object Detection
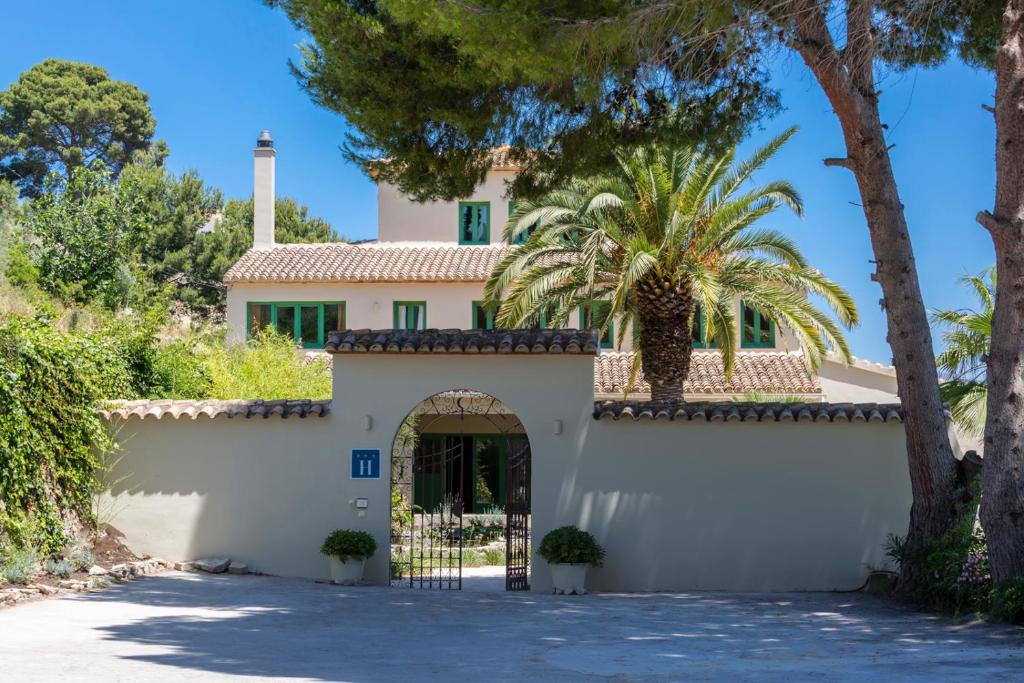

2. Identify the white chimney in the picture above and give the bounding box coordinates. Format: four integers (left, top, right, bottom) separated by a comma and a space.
253, 129, 275, 249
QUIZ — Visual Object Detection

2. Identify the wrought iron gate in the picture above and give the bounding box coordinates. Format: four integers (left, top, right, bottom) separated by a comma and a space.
408, 436, 464, 590
505, 439, 531, 591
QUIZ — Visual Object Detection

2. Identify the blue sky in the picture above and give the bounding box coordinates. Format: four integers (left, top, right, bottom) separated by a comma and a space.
1, 1, 996, 362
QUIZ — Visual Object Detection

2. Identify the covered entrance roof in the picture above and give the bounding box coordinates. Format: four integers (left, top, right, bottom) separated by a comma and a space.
325, 329, 600, 355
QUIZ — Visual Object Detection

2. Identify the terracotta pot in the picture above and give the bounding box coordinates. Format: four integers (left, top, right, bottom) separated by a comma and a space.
328, 557, 366, 585
549, 563, 588, 595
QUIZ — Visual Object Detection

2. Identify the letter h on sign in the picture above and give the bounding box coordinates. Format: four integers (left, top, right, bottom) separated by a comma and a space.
351, 449, 381, 479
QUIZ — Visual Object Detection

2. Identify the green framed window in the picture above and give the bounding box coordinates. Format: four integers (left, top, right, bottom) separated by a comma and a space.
507, 201, 536, 244
580, 301, 614, 349
459, 201, 490, 244
393, 301, 427, 330
526, 304, 557, 329
246, 301, 345, 349
471, 301, 497, 330
691, 303, 716, 348
741, 302, 775, 348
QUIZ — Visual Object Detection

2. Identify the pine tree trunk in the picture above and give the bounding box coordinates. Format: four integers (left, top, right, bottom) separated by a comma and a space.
635, 277, 694, 403
977, 0, 1024, 584
789, 1, 961, 590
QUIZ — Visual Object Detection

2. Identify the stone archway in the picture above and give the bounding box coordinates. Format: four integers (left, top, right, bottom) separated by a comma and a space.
388, 389, 531, 592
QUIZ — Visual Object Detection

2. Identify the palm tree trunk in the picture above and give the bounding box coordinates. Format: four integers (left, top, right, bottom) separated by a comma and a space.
789, 1, 962, 592
977, 0, 1024, 585
635, 277, 694, 403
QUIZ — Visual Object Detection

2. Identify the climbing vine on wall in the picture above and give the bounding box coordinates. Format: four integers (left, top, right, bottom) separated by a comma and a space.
0, 316, 134, 553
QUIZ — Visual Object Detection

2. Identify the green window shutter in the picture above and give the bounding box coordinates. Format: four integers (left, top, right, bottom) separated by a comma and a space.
459, 201, 490, 244
471, 301, 496, 330
508, 201, 535, 244
394, 301, 427, 330
580, 302, 614, 349
740, 302, 775, 348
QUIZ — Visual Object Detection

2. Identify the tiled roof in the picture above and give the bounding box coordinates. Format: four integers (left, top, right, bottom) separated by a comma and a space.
223, 242, 510, 283
100, 399, 331, 420
326, 328, 599, 355
594, 351, 820, 396
594, 401, 905, 423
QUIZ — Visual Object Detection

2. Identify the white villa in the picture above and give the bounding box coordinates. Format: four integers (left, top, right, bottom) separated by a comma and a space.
222, 131, 899, 404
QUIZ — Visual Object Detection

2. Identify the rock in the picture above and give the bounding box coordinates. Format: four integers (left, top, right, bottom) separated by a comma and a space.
227, 562, 249, 575
194, 557, 231, 574
174, 561, 196, 572
87, 565, 108, 576
58, 580, 87, 591
29, 583, 58, 596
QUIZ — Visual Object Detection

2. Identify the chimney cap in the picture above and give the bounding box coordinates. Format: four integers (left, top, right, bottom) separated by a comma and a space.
256, 129, 274, 148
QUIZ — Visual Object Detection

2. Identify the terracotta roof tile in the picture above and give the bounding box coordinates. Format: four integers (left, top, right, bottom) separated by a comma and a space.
594, 401, 905, 423
326, 328, 599, 355
100, 399, 331, 420
594, 351, 820, 396
223, 242, 510, 283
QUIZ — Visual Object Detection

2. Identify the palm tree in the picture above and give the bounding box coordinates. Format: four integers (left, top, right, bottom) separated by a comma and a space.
485, 128, 858, 403
932, 269, 994, 438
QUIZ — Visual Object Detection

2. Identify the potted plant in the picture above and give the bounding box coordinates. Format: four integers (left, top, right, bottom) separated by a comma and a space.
538, 526, 605, 595
321, 529, 377, 585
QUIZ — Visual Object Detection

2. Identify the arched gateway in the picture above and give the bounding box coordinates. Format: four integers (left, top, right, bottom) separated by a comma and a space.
390, 390, 531, 591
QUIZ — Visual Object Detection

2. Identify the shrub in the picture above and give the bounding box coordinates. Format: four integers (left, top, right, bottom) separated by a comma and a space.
68, 548, 94, 572
204, 328, 331, 399
482, 548, 506, 566
538, 526, 605, 567
990, 579, 1024, 625
45, 558, 73, 579
320, 529, 377, 562
1, 546, 38, 584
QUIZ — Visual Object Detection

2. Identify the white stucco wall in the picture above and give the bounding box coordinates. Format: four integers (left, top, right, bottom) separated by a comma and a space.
377, 171, 518, 244
818, 359, 899, 403
102, 352, 912, 593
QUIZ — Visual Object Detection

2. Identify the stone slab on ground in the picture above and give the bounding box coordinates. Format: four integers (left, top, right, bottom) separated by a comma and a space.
193, 558, 231, 574
0, 572, 1022, 682
227, 562, 248, 575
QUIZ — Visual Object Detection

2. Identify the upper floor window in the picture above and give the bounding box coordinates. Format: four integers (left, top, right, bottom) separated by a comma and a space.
580, 301, 614, 349
459, 201, 490, 244
394, 301, 427, 330
247, 301, 345, 349
741, 302, 775, 348
507, 201, 536, 244
472, 301, 497, 330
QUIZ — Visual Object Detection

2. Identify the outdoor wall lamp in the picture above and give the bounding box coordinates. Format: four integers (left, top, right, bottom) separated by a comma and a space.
361, 415, 373, 431
553, 419, 563, 435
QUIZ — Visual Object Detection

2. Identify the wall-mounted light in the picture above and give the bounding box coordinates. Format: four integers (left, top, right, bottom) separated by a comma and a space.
361, 415, 373, 431
553, 419, 563, 435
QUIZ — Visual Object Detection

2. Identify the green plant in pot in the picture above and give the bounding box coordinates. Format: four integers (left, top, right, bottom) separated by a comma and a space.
321, 529, 377, 585
538, 526, 604, 595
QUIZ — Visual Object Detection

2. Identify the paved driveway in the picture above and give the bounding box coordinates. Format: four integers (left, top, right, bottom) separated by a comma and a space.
1, 571, 1021, 682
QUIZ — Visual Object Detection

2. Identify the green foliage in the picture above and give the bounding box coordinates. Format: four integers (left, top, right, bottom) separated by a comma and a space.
68, 548, 94, 572
538, 526, 604, 567
321, 529, 377, 561
23, 164, 145, 306
0, 546, 38, 584
0, 59, 157, 197
203, 328, 331, 399
990, 580, 1024, 624
486, 130, 857, 377
481, 547, 506, 566
932, 269, 993, 437
272, 0, 775, 201
0, 315, 138, 553
44, 558, 73, 579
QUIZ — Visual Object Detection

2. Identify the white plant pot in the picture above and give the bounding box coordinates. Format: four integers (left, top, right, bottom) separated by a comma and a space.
328, 557, 366, 585
550, 563, 588, 595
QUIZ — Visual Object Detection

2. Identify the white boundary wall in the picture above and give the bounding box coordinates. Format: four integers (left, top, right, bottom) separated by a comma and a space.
102, 353, 911, 592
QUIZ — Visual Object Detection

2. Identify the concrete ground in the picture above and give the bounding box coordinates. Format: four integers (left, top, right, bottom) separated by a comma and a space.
0, 572, 1022, 682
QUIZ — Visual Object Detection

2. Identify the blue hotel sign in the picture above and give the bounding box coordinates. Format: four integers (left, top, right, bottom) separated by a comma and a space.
351, 449, 381, 480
